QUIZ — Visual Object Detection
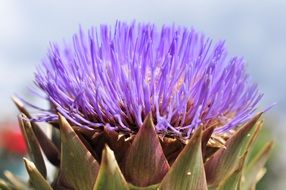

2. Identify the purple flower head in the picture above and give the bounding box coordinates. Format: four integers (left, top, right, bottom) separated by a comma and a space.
33, 22, 262, 138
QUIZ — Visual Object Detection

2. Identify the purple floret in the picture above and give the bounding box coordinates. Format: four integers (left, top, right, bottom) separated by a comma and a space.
33, 22, 262, 138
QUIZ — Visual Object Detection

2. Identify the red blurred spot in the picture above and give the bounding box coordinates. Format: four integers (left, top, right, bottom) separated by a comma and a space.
0, 121, 27, 155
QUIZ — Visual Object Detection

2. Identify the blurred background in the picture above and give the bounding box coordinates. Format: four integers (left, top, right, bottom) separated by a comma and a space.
0, 0, 285, 189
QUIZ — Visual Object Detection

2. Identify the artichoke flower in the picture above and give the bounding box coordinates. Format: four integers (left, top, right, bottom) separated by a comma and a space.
0, 22, 273, 190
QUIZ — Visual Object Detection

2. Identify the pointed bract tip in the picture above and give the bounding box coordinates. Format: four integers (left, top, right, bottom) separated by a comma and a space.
58, 114, 72, 132
262, 141, 274, 156
103, 144, 113, 155
58, 114, 76, 143
240, 112, 263, 133
0, 179, 10, 189
58, 113, 66, 125
101, 144, 117, 166
191, 124, 203, 142
23, 158, 35, 172
142, 112, 154, 128
3, 171, 12, 179
254, 112, 263, 122
12, 96, 31, 117
12, 96, 24, 108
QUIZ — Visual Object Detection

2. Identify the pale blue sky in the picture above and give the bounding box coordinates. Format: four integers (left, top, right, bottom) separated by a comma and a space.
1, 0, 286, 188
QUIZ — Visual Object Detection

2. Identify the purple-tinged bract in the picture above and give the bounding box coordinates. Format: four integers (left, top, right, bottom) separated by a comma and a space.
34, 22, 262, 138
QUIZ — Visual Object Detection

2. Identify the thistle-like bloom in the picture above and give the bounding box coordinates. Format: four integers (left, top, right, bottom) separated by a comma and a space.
33, 22, 262, 138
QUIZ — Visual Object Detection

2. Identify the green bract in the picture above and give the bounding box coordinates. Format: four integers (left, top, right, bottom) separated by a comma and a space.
0, 98, 273, 190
